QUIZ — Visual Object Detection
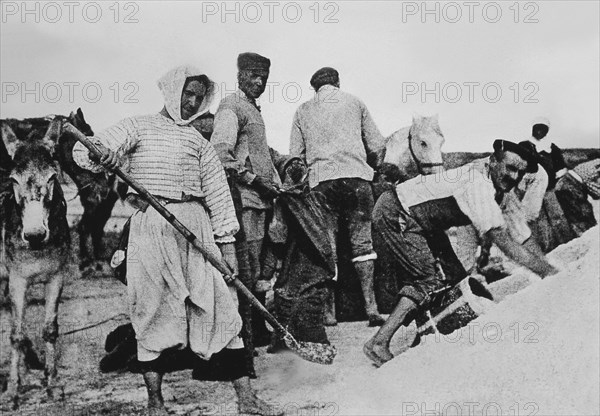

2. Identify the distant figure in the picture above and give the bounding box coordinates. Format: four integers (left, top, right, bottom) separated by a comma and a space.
528, 117, 567, 190
289, 67, 386, 327
527, 117, 597, 251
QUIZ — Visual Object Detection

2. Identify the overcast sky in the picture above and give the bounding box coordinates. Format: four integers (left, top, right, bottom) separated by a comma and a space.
1, 0, 599, 152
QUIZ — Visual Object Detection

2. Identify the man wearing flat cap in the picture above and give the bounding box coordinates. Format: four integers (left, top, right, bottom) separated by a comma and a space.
289, 67, 386, 327
364, 139, 558, 367
212, 52, 284, 355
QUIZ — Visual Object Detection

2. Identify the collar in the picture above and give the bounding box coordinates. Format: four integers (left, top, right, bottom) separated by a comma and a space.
528, 137, 553, 153
315, 84, 339, 103
237, 89, 261, 112
317, 84, 338, 92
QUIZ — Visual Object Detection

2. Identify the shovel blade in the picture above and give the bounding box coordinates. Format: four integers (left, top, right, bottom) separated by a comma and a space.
282, 334, 337, 365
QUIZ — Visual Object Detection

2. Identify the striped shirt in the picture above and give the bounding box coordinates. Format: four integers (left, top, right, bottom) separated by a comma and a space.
395, 158, 529, 242
72, 113, 238, 243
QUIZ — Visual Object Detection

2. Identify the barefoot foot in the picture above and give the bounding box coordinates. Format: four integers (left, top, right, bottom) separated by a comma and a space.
363, 338, 394, 367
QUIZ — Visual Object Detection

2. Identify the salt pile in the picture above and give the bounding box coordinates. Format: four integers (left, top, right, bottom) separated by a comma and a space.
334, 225, 599, 415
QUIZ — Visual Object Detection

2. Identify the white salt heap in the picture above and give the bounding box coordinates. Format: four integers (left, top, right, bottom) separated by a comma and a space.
256, 204, 599, 416
333, 225, 599, 415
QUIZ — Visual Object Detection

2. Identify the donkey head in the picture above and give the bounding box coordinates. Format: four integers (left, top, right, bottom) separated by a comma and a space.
408, 114, 445, 175
2, 118, 63, 249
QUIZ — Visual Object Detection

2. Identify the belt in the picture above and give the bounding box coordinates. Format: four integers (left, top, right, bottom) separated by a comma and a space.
126, 193, 205, 212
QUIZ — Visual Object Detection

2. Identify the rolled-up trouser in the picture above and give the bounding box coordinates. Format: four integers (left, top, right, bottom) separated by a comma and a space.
135, 345, 250, 381
372, 190, 447, 307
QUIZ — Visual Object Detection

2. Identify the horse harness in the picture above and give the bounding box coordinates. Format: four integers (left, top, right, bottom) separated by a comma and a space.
407, 131, 443, 175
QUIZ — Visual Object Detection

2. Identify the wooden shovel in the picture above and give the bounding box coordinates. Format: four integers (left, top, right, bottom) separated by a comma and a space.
64, 122, 336, 365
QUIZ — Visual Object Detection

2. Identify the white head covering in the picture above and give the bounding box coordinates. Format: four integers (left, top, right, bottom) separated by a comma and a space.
529, 116, 553, 150
157, 65, 216, 126
532, 116, 551, 128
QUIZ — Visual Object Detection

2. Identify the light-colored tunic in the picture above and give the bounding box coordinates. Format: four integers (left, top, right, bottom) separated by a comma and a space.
395, 158, 530, 244
128, 201, 242, 361
211, 90, 281, 210
73, 113, 242, 360
289, 85, 385, 188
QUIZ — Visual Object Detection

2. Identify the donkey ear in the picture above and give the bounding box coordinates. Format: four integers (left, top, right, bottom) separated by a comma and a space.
42, 118, 63, 154
1, 121, 19, 159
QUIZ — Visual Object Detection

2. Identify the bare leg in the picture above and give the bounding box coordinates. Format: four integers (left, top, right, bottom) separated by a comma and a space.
523, 236, 545, 258
77, 215, 92, 271
363, 297, 418, 366
0, 275, 8, 307
92, 192, 119, 270
42, 272, 63, 395
3, 275, 27, 407
143, 371, 167, 414
233, 376, 282, 416
354, 260, 384, 326
91, 224, 106, 270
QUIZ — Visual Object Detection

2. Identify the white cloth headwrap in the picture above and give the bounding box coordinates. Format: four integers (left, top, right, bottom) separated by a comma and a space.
529, 116, 554, 152
157, 65, 216, 126
532, 116, 551, 128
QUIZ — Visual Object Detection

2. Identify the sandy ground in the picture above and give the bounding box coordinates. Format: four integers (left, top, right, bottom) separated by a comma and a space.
0, 195, 598, 415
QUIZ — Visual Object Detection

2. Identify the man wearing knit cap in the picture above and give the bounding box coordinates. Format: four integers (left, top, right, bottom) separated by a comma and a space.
290, 66, 386, 327
212, 52, 284, 355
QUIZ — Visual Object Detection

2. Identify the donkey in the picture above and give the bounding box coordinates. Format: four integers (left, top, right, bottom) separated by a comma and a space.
1, 109, 126, 274
1, 118, 70, 408
54, 110, 127, 274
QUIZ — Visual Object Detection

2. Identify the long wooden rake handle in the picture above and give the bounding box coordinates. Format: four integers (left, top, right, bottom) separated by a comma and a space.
63, 123, 291, 336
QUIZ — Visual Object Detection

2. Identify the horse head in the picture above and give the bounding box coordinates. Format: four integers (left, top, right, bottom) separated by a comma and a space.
2, 118, 65, 249
407, 114, 444, 175
384, 114, 445, 182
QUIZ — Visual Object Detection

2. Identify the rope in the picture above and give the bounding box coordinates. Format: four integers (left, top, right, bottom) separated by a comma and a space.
60, 313, 129, 336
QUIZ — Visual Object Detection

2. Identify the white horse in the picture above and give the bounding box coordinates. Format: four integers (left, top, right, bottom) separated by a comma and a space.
330, 114, 446, 325
384, 114, 445, 180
